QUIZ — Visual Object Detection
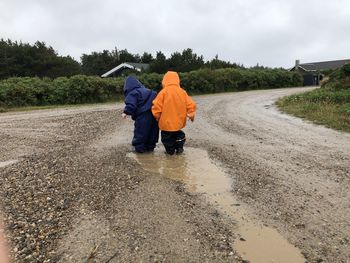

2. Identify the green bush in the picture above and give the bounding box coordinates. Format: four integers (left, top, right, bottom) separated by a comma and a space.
0, 75, 123, 107
322, 63, 350, 91
48, 75, 122, 104
139, 73, 162, 91
0, 77, 52, 107
138, 68, 302, 94
0, 68, 302, 108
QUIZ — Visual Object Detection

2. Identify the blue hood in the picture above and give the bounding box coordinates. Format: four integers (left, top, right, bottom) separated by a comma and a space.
123, 76, 157, 119
124, 76, 144, 96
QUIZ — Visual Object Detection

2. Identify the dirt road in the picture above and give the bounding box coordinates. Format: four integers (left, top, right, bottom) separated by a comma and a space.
0, 87, 349, 262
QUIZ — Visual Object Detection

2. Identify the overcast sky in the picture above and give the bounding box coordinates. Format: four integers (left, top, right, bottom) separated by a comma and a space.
1, 0, 349, 68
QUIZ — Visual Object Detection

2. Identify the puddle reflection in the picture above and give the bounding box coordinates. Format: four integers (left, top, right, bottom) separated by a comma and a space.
128, 148, 305, 263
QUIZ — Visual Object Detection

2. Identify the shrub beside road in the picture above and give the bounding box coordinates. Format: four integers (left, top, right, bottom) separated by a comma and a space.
0, 68, 302, 111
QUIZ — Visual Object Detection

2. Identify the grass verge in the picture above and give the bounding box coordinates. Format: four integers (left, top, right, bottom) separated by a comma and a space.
276, 96, 350, 133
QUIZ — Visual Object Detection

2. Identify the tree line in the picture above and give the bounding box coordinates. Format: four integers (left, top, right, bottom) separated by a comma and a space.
0, 39, 81, 79
0, 39, 243, 79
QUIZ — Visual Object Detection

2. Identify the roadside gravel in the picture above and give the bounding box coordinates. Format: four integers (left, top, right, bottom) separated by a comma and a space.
0, 105, 237, 262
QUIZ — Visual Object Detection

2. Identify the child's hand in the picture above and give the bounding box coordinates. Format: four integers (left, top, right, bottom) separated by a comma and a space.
121, 113, 127, 119
187, 114, 194, 122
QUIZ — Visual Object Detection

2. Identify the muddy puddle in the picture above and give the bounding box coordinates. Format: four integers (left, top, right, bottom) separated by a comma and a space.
128, 148, 305, 263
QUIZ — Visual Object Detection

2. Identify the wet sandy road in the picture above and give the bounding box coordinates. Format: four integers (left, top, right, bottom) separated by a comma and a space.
1, 87, 350, 262
189, 87, 350, 262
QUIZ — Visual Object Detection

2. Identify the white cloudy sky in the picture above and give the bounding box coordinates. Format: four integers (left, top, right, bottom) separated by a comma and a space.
1, 0, 349, 68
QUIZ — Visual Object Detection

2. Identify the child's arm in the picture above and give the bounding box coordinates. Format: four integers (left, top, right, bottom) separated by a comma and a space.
123, 91, 139, 117
185, 92, 196, 122
151, 91, 164, 120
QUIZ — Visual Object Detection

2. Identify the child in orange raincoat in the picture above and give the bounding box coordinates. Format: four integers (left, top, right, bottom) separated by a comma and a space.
152, 71, 196, 155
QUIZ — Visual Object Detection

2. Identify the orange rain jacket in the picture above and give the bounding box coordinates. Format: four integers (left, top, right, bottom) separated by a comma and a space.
152, 71, 196, 131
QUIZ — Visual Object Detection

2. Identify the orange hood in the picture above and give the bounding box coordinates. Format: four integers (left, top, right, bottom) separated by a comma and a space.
152, 71, 196, 131
162, 71, 180, 88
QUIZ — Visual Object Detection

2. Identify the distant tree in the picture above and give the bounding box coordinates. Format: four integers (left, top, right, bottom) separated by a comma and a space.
81, 50, 118, 76
149, 51, 169, 73
150, 48, 205, 73
48, 56, 82, 77
205, 54, 239, 70
81, 48, 144, 75
0, 38, 247, 78
0, 39, 81, 79
180, 48, 204, 72
250, 63, 268, 70
168, 51, 183, 71
141, 52, 153, 63
168, 49, 205, 72
118, 49, 139, 63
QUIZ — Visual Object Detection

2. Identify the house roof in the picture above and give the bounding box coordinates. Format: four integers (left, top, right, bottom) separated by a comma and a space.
101, 62, 149, 77
291, 59, 350, 72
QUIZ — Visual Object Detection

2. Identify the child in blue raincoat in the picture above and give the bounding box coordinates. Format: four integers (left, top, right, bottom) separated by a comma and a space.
122, 76, 159, 153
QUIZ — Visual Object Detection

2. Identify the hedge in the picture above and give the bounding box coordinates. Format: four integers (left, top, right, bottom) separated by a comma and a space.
0, 75, 123, 107
0, 68, 302, 108
139, 68, 302, 93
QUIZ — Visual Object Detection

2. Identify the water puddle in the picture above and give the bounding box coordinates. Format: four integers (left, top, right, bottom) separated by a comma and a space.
0, 160, 19, 168
128, 148, 305, 263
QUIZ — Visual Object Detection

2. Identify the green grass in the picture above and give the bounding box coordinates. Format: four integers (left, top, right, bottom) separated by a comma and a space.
277, 63, 350, 133
277, 96, 350, 133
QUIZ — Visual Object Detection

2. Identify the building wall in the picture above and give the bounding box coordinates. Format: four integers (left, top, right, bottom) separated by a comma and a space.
293, 67, 320, 86
303, 74, 318, 86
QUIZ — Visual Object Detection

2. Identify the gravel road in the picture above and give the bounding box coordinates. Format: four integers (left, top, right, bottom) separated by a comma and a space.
0, 87, 349, 262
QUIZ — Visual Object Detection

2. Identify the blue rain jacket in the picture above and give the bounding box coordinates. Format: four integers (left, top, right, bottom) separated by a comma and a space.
123, 76, 157, 120
123, 76, 159, 152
